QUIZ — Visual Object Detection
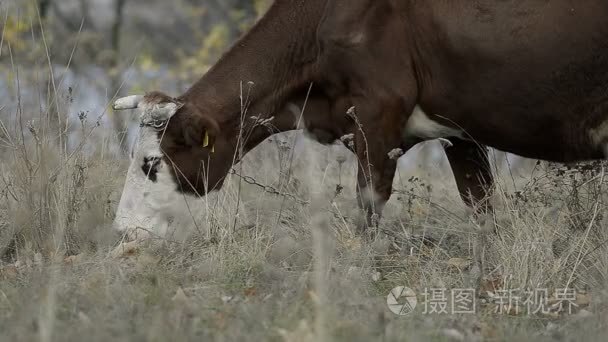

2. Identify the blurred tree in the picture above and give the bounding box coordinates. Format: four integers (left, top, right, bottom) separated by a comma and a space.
38, 0, 51, 19
50, 1, 84, 32
172, 0, 270, 83
111, 0, 127, 57
110, 0, 130, 155
205, 0, 256, 40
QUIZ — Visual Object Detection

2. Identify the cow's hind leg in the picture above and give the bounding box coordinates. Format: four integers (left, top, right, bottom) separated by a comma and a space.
445, 139, 494, 213
444, 138, 494, 290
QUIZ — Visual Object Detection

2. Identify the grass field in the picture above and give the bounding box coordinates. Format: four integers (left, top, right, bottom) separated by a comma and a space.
1, 98, 607, 342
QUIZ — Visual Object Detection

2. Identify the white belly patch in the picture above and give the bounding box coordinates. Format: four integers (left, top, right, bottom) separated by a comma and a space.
404, 106, 463, 140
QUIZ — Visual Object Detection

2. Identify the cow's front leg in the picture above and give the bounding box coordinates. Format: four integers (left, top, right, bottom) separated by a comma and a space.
355, 155, 396, 233
348, 104, 413, 236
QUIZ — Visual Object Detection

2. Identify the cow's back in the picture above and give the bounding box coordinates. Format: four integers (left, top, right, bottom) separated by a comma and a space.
410, 0, 608, 161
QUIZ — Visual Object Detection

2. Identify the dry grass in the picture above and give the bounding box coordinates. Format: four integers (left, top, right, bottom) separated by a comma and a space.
2, 108, 608, 341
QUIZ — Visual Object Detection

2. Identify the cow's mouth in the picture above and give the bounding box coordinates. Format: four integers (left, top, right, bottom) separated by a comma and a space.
141, 156, 162, 182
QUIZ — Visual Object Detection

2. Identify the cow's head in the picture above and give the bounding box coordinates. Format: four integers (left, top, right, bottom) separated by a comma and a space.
113, 91, 237, 197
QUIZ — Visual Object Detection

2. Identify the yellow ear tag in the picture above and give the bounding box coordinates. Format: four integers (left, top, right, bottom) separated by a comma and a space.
202, 131, 209, 148
211, 145, 215, 153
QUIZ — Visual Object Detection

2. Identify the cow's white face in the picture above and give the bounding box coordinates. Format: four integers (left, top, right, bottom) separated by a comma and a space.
112, 95, 190, 239
113, 123, 170, 237
112, 91, 247, 239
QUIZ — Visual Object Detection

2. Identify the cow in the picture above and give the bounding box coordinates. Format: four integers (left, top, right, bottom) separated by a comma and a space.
113, 0, 608, 235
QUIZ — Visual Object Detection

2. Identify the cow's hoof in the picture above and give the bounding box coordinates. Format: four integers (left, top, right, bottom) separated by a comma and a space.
353, 214, 378, 240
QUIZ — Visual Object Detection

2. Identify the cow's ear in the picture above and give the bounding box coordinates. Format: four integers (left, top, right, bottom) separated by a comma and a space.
182, 112, 220, 150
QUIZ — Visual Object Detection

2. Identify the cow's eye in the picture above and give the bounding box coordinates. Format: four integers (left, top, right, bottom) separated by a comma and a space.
151, 119, 167, 129
140, 119, 168, 130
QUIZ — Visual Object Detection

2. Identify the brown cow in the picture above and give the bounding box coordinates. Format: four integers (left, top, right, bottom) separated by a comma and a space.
114, 0, 608, 233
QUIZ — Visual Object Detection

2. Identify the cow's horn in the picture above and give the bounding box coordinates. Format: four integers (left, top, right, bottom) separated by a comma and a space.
113, 95, 144, 110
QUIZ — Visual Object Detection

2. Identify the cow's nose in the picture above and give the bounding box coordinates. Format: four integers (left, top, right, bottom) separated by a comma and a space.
141, 156, 161, 182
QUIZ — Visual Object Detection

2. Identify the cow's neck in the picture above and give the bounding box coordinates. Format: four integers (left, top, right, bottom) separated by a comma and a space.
240, 91, 322, 153
180, 0, 326, 137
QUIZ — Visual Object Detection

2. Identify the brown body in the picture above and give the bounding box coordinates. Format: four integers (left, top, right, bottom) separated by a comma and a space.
118, 0, 608, 229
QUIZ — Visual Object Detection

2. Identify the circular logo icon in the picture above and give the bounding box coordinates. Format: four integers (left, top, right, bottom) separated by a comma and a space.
387, 286, 417, 316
